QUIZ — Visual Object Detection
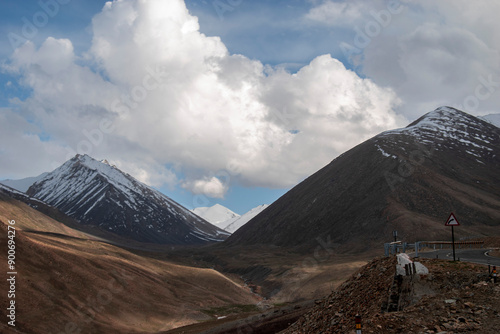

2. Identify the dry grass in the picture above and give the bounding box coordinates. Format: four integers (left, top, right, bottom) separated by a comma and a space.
263, 258, 368, 303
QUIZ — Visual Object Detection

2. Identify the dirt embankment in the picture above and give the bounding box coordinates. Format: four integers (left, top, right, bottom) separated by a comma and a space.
484, 236, 500, 258
282, 257, 500, 334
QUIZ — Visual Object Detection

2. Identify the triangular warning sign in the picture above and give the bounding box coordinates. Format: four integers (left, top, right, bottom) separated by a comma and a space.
445, 213, 460, 226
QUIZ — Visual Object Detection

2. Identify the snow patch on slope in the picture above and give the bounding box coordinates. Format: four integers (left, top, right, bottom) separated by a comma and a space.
378, 107, 499, 160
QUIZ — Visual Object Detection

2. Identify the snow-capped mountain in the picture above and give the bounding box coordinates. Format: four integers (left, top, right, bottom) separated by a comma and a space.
1, 172, 49, 192
27, 154, 230, 244
192, 204, 240, 226
193, 204, 269, 233
221, 204, 269, 233
481, 113, 500, 128
227, 107, 500, 250
378, 106, 499, 164
0, 182, 43, 203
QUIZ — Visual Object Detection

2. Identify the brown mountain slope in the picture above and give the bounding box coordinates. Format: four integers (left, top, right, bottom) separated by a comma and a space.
226, 107, 500, 251
0, 193, 260, 334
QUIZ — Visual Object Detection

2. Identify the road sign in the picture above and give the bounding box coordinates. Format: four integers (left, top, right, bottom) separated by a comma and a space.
445, 213, 460, 226
444, 213, 460, 261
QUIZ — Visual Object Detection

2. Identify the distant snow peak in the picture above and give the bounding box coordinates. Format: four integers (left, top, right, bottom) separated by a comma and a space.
192, 203, 269, 233
481, 113, 500, 128
0, 172, 49, 193
192, 204, 240, 225
222, 204, 269, 234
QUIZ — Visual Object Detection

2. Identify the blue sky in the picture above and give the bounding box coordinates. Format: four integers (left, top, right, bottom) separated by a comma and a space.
1, 0, 499, 214
185, 0, 353, 69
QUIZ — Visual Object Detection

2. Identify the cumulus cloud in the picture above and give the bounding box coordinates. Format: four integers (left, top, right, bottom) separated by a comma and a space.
182, 177, 228, 199
4, 0, 403, 197
365, 23, 499, 118
307, 0, 500, 119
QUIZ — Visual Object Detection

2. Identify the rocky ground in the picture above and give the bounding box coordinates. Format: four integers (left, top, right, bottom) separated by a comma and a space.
281, 256, 500, 334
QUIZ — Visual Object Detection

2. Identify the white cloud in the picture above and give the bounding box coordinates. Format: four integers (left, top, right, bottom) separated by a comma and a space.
113, 158, 178, 190
182, 177, 228, 199
315, 0, 500, 119
3, 0, 404, 197
306, 0, 369, 26
0, 108, 70, 178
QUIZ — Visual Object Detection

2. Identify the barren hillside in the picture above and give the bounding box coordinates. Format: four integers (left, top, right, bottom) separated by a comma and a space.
283, 257, 500, 333
0, 195, 259, 334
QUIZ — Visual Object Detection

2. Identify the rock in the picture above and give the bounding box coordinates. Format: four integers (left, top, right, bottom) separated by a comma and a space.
433, 324, 443, 332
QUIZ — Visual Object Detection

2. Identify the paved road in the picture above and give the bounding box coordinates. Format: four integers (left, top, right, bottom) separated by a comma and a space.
415, 248, 500, 267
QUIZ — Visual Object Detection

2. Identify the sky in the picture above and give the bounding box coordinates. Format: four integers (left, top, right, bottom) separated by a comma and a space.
0, 0, 499, 214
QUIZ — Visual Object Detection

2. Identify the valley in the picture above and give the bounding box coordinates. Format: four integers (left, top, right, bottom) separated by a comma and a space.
0, 189, 371, 334
0, 196, 260, 333
1, 107, 499, 333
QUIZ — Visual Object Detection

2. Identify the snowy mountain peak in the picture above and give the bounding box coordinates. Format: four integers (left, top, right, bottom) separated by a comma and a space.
100, 158, 112, 166
379, 107, 499, 154
39, 155, 142, 206
192, 203, 269, 233
27, 155, 229, 244
373, 106, 500, 169
222, 204, 269, 233
382, 107, 491, 138
406, 106, 481, 130
193, 204, 240, 225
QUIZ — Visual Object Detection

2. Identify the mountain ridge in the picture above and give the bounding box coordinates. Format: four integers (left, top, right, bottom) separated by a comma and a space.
222, 204, 270, 233
27, 154, 229, 245
226, 107, 500, 250
481, 113, 500, 128
1, 172, 49, 192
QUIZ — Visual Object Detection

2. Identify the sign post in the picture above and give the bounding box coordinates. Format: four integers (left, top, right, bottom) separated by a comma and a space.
444, 213, 460, 261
